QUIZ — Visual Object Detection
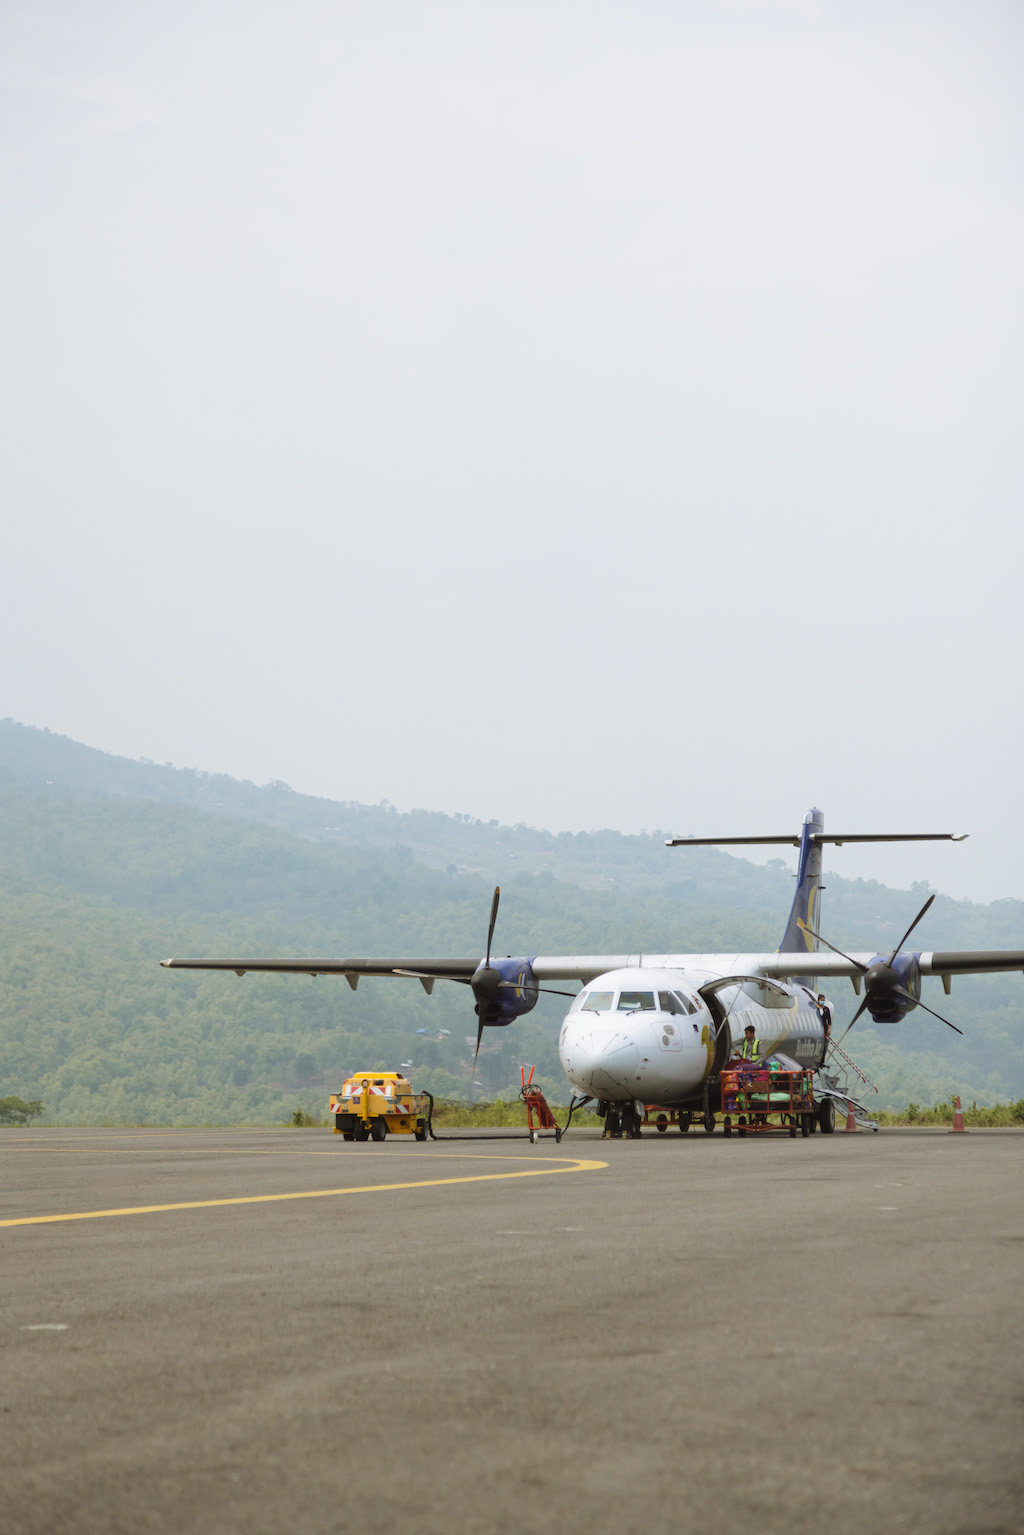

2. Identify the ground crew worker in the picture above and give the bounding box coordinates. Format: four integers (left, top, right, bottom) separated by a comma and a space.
738, 1024, 761, 1061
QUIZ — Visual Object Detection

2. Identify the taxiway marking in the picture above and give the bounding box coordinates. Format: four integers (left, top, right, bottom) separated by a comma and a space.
0, 1156, 607, 1228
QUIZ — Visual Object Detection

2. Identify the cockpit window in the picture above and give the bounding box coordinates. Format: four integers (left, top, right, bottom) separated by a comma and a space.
581, 991, 615, 1012
658, 991, 686, 1014
617, 991, 656, 1012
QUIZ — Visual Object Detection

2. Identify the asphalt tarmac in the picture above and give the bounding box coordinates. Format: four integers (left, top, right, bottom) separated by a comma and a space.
2, 1126, 1022, 1535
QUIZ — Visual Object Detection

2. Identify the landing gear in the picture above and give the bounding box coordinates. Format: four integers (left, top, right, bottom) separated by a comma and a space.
818, 1098, 836, 1135
622, 1105, 643, 1139
603, 1110, 623, 1139
702, 1110, 716, 1133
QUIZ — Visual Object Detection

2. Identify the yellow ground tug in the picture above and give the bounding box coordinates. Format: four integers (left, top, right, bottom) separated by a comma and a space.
330, 1073, 430, 1141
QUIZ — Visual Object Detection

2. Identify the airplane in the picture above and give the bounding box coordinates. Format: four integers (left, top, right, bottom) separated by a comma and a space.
161, 808, 1024, 1138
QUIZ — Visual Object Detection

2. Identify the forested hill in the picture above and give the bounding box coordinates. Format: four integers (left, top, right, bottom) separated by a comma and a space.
1, 718, 1023, 1122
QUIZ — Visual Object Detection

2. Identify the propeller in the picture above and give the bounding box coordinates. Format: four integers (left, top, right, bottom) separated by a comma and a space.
801, 893, 961, 1040
470, 886, 504, 1073
394, 887, 575, 1084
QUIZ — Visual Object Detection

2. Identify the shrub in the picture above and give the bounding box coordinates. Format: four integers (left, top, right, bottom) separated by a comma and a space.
0, 1096, 44, 1125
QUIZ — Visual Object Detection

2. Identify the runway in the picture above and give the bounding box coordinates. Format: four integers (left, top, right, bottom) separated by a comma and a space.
2, 1127, 1022, 1535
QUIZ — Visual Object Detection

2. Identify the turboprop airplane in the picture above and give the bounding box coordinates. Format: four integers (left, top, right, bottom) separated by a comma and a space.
162, 809, 1024, 1137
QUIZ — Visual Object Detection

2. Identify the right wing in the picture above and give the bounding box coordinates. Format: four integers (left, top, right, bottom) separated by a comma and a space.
160, 956, 480, 991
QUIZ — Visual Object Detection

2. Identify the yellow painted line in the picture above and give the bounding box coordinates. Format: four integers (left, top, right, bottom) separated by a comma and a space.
0, 1154, 577, 1160
0, 1157, 607, 1229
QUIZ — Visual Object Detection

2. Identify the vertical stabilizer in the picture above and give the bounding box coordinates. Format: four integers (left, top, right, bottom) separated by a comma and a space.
779, 808, 824, 955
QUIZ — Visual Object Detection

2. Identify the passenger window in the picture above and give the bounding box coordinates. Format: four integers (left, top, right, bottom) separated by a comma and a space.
617, 991, 656, 1011
658, 992, 685, 1014
581, 991, 615, 1012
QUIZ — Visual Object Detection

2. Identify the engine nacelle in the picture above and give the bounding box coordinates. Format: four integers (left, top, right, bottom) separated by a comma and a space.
864, 951, 922, 1022
471, 957, 539, 1028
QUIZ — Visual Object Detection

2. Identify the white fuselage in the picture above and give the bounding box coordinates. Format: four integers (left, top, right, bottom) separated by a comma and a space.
557, 966, 825, 1106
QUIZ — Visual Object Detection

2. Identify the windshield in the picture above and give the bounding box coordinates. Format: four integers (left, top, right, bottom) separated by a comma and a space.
617, 991, 656, 1012
581, 991, 615, 1012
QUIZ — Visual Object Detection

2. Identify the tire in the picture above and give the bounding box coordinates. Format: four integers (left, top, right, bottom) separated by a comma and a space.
703, 1112, 716, 1134
353, 1122, 369, 1142
370, 1119, 387, 1141
342, 1133, 355, 1142
724, 1125, 732, 1137
656, 1115, 668, 1133
818, 1098, 836, 1135
678, 1112, 692, 1134
801, 1114, 811, 1138
414, 1129, 427, 1141
789, 1121, 797, 1138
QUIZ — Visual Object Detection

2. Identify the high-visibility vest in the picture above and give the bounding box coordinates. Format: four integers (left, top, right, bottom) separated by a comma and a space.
739, 1037, 761, 1060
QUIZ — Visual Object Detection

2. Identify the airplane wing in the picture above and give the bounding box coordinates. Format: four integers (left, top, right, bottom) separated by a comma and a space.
162, 949, 1024, 983
751, 951, 1024, 980
160, 956, 480, 991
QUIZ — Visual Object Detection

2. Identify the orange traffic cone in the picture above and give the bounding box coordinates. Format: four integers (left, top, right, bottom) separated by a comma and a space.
844, 1099, 861, 1133
950, 1095, 968, 1134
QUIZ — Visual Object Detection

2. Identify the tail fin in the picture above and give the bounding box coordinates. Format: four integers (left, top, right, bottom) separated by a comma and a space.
779, 808, 824, 955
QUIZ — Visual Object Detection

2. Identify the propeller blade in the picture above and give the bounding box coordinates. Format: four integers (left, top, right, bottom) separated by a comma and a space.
887, 893, 935, 965
497, 980, 578, 998
392, 969, 472, 985
485, 886, 500, 968
835, 995, 871, 1046
797, 919, 868, 973
892, 985, 963, 1034
472, 1017, 486, 1076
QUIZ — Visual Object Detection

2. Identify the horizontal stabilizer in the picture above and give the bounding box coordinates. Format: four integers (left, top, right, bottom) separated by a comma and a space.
666, 832, 968, 847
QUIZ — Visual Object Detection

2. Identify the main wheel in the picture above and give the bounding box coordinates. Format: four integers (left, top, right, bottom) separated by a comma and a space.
370, 1119, 387, 1142
818, 1098, 836, 1135
678, 1112, 692, 1134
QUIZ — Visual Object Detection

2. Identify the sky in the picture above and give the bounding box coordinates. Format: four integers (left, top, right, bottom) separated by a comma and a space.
2, 0, 1023, 904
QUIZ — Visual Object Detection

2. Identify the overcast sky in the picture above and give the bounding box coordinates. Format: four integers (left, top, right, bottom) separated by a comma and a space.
2, 0, 1023, 904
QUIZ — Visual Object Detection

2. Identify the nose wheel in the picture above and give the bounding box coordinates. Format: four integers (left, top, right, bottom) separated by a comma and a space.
702, 1110, 716, 1133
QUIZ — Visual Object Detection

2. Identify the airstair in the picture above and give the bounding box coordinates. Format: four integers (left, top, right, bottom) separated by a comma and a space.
818, 1039, 879, 1130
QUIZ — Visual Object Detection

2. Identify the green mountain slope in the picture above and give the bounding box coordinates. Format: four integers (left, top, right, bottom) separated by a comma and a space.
1, 719, 1022, 1120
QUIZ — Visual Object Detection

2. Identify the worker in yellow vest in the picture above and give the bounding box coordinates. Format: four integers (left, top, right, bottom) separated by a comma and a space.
738, 1024, 762, 1062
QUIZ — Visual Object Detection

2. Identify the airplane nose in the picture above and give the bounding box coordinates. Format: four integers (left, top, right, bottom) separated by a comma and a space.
564, 1029, 641, 1097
